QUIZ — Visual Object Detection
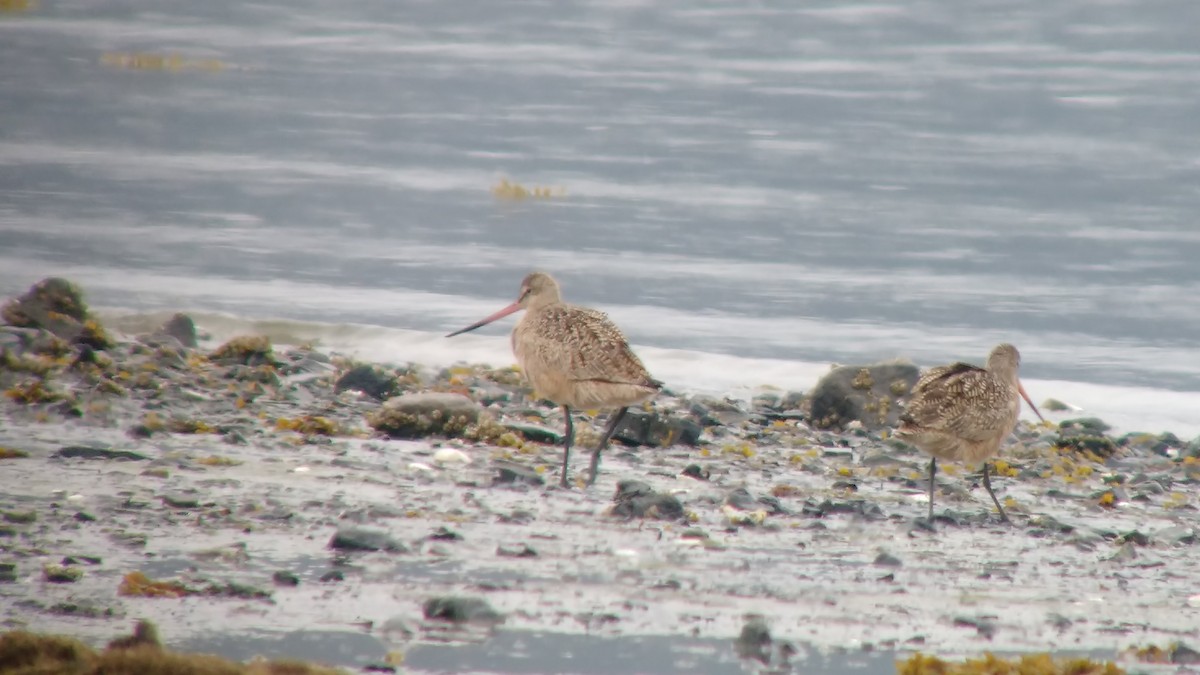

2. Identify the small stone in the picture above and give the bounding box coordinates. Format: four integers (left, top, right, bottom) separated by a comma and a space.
1106, 542, 1138, 563
1171, 644, 1200, 665
610, 480, 684, 521
725, 488, 758, 511
1041, 398, 1071, 412
161, 494, 201, 509
0, 563, 17, 583
1154, 526, 1196, 546
612, 409, 702, 447
422, 596, 504, 625
504, 423, 562, 445
160, 313, 198, 348
734, 615, 772, 663
56, 446, 149, 461
319, 570, 345, 583
680, 464, 710, 481
428, 527, 462, 541
433, 448, 471, 466
496, 543, 537, 558
272, 571, 300, 587
953, 615, 997, 639
335, 365, 400, 401
873, 551, 903, 567
73, 512, 96, 522
492, 462, 544, 486
329, 527, 408, 553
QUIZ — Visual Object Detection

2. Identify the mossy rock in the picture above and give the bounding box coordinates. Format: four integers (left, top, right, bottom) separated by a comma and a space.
0, 620, 349, 674
897, 651, 1125, 674
368, 392, 482, 439
2, 278, 88, 326
809, 361, 919, 431
1, 277, 113, 349
209, 335, 276, 367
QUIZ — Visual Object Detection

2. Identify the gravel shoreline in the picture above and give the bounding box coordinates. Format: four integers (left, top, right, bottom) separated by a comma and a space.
1, 278, 1197, 674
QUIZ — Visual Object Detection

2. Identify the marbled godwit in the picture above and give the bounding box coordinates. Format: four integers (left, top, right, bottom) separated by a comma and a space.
896, 343, 1044, 522
445, 272, 662, 487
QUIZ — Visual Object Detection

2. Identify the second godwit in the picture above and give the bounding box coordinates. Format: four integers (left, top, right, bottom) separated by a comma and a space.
895, 343, 1044, 522
446, 272, 662, 488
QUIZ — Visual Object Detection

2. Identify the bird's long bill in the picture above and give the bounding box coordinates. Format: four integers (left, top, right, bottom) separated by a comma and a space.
444, 301, 521, 338
1017, 380, 1045, 423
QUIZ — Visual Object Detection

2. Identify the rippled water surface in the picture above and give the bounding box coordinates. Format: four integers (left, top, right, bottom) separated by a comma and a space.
2, 0, 1200, 390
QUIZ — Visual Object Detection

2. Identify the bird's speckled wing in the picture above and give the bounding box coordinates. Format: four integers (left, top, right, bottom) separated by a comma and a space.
516, 304, 660, 388
899, 362, 1014, 442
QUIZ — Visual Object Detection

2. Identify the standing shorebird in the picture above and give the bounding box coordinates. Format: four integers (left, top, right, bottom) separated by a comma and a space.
445, 272, 662, 488
896, 343, 1044, 523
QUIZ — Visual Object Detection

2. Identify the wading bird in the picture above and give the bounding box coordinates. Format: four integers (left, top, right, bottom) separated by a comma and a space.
896, 343, 1044, 522
446, 272, 661, 487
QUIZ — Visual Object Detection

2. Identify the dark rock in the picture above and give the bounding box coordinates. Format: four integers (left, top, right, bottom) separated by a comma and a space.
161, 494, 201, 509
492, 462, 545, 487
681, 464, 710, 481
422, 596, 504, 625
1060, 417, 1112, 434
874, 551, 903, 567
319, 570, 345, 583
612, 409, 701, 447
809, 361, 919, 431
1119, 530, 1150, 546
368, 392, 482, 439
802, 498, 886, 521
62, 555, 101, 565
335, 365, 400, 401
496, 543, 538, 558
725, 488, 758, 511
1172, 643, 1200, 665
689, 395, 750, 427
610, 480, 684, 520
734, 615, 772, 663
56, 446, 149, 461
0, 562, 17, 583
757, 495, 791, 515
953, 615, 997, 639
329, 527, 408, 553
504, 423, 562, 445
159, 313, 198, 348
428, 526, 462, 541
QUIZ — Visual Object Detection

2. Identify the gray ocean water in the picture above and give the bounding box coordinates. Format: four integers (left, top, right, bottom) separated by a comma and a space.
2, 0, 1200, 394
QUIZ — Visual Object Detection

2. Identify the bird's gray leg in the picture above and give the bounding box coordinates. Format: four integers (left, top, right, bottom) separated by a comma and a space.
927, 458, 937, 521
559, 405, 574, 488
983, 461, 1009, 523
587, 406, 628, 486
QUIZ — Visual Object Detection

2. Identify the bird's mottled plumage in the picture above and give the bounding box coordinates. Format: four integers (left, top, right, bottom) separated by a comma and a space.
896, 343, 1040, 522
446, 271, 660, 487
